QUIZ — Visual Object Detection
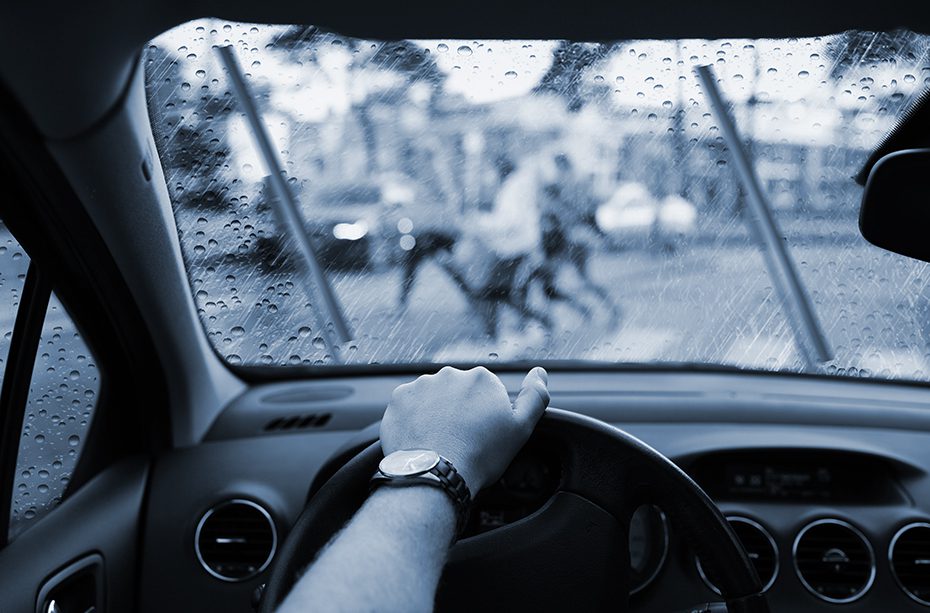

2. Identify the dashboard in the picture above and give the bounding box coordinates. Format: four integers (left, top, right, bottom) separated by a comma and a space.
137, 371, 930, 611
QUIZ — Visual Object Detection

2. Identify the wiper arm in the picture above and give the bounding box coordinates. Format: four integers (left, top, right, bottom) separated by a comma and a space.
217, 45, 352, 362
695, 64, 832, 369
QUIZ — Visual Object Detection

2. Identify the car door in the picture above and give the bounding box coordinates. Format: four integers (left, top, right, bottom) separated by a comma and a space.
0, 83, 170, 613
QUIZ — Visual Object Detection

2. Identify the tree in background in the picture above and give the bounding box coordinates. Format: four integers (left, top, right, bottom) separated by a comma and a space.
145, 43, 234, 213
272, 26, 447, 175
534, 42, 611, 112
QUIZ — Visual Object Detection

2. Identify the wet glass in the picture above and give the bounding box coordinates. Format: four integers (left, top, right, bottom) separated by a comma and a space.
145, 23, 930, 381
10, 293, 100, 541
0, 221, 29, 373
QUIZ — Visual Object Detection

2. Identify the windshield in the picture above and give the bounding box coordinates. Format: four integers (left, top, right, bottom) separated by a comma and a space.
145, 22, 930, 380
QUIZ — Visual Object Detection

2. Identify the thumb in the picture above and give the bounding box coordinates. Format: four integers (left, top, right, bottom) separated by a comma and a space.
513, 367, 550, 426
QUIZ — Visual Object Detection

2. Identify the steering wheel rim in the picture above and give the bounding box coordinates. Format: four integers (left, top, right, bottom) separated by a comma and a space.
260, 408, 769, 612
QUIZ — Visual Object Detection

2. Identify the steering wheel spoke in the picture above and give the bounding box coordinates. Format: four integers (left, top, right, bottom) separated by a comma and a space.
442, 490, 629, 610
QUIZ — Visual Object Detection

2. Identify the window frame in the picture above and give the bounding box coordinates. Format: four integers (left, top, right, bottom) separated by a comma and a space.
0, 77, 172, 549
0, 263, 50, 547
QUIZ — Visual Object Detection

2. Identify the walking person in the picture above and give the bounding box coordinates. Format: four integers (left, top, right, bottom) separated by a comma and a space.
449, 154, 551, 337
532, 153, 621, 329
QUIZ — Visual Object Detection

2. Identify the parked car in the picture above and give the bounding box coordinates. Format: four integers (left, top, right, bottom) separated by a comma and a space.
302, 182, 383, 270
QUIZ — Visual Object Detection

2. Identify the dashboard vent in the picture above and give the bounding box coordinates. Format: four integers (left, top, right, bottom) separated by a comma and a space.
195, 499, 277, 581
890, 522, 930, 605
697, 516, 778, 594
793, 519, 875, 603
263, 412, 332, 432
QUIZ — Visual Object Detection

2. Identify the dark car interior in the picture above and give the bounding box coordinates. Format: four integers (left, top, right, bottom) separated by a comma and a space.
3, 1, 930, 612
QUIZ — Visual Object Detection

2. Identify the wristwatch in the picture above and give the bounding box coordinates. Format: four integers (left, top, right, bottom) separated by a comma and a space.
371, 449, 472, 536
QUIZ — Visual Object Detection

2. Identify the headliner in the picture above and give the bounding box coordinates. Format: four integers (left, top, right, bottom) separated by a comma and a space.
2, 1, 930, 139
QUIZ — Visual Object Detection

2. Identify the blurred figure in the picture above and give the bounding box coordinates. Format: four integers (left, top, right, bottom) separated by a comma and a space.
532, 153, 620, 328
387, 173, 463, 310
397, 231, 459, 309
446, 155, 551, 337
466, 155, 549, 337
528, 210, 594, 320
394, 154, 552, 337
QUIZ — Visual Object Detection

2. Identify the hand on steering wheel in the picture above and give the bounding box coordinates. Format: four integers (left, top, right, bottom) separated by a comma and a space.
261, 406, 770, 612
381, 365, 549, 493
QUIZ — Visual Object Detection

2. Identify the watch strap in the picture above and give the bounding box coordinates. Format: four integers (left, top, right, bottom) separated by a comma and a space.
371, 455, 472, 537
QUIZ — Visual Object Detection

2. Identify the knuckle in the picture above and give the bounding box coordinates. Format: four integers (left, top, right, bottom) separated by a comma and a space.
391, 381, 414, 399
437, 365, 457, 377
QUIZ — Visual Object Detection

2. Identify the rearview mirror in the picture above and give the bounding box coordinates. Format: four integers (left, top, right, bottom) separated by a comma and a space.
859, 148, 930, 262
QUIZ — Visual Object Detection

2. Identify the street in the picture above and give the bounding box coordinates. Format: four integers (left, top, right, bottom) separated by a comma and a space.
190, 222, 930, 380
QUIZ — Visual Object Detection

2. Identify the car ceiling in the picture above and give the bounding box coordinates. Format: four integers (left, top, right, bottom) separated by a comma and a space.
2, 1, 930, 140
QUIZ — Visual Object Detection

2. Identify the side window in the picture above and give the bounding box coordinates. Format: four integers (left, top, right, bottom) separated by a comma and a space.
9, 293, 100, 540
0, 222, 29, 372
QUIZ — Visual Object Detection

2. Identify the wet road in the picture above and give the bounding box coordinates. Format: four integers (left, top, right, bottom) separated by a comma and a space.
319, 239, 930, 378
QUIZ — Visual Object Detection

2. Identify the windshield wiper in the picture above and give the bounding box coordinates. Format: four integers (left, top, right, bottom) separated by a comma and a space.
695, 64, 832, 370
217, 45, 353, 362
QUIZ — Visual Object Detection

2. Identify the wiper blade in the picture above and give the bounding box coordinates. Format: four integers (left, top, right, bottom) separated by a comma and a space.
217, 45, 352, 361
695, 64, 832, 369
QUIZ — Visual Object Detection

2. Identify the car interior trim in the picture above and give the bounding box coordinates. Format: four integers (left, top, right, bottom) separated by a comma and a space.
889, 521, 930, 607
792, 517, 877, 604
194, 498, 279, 583
630, 505, 669, 596
696, 515, 780, 596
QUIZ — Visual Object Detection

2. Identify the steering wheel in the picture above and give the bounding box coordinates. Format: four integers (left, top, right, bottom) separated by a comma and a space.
260, 409, 769, 612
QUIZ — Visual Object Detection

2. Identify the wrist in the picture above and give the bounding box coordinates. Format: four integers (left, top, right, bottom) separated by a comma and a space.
370, 483, 458, 523
423, 444, 484, 494
445, 459, 483, 495
373, 450, 473, 535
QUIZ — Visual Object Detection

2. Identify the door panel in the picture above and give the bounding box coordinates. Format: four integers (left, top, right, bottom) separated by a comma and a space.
0, 457, 148, 612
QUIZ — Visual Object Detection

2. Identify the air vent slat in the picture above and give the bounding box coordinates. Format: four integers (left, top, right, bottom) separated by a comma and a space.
195, 499, 277, 582
263, 412, 333, 433
793, 519, 874, 603
891, 522, 930, 606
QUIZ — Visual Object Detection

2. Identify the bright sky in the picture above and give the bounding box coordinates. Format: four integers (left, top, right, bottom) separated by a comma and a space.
155, 20, 924, 151
412, 40, 559, 104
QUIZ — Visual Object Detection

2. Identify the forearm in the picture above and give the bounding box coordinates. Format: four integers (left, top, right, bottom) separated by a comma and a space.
277, 485, 456, 613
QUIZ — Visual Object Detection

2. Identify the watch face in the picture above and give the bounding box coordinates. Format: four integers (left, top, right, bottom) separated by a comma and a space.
380, 449, 440, 477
